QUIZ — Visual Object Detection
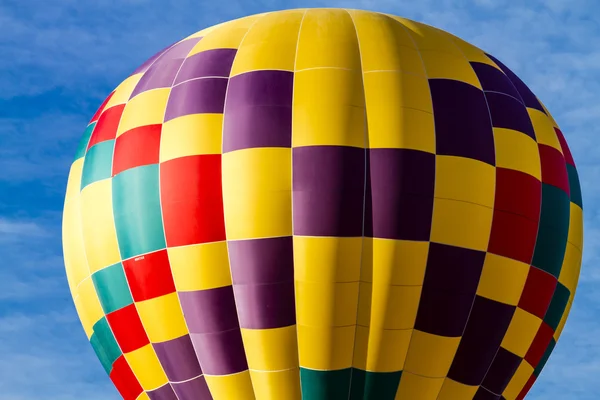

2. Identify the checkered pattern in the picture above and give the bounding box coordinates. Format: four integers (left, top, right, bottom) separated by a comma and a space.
62, 9, 583, 400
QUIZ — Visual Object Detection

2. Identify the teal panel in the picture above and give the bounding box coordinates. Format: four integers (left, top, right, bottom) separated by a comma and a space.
350, 368, 402, 400
92, 263, 133, 314
80, 139, 114, 190
74, 122, 96, 161
532, 183, 570, 278
300, 368, 352, 400
90, 317, 121, 374
567, 164, 583, 209
112, 164, 166, 259
543, 282, 570, 331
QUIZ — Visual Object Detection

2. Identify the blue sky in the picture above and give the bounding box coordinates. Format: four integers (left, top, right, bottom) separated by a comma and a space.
1, 0, 599, 399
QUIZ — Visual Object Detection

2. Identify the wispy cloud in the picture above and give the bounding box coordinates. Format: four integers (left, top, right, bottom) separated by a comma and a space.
1, 0, 599, 399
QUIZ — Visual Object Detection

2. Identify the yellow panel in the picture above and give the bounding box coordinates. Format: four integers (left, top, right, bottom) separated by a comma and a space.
437, 377, 478, 400
168, 242, 232, 291
430, 198, 493, 251
184, 23, 225, 40
78, 277, 105, 333
404, 330, 460, 377
80, 180, 121, 273
136, 393, 150, 400
72, 295, 91, 338
292, 68, 365, 147
568, 203, 583, 250
65, 159, 84, 202
449, 35, 502, 69
249, 369, 301, 400
559, 242, 582, 294
493, 128, 541, 180
367, 107, 435, 151
159, 114, 223, 162
296, 9, 361, 70
137, 293, 188, 343
222, 148, 291, 239
105, 74, 144, 109
390, 17, 462, 57
420, 50, 482, 89
502, 360, 534, 400
500, 308, 542, 357
241, 326, 299, 371
554, 299, 573, 341
63, 197, 90, 295
364, 71, 432, 113
476, 253, 530, 306
395, 371, 445, 400
349, 10, 424, 74
297, 324, 355, 370
353, 325, 411, 372
528, 108, 562, 153
357, 282, 422, 330
295, 280, 359, 327
205, 371, 256, 400
361, 238, 429, 285
117, 88, 170, 136
230, 10, 305, 75
435, 155, 495, 208
124, 344, 168, 390
189, 14, 267, 55
293, 236, 362, 283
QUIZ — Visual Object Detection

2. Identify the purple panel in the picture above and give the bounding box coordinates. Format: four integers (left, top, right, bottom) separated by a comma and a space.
473, 387, 501, 400
233, 281, 296, 329
227, 236, 294, 285
485, 53, 545, 113
153, 334, 202, 382
430, 79, 495, 166
132, 42, 176, 75
485, 92, 536, 140
172, 376, 213, 400
190, 330, 248, 375
223, 70, 293, 152
175, 49, 238, 84
368, 148, 435, 241
481, 347, 522, 394
179, 286, 240, 334
162, 38, 203, 60
147, 384, 178, 400
293, 146, 365, 237
164, 78, 228, 121
415, 243, 486, 337
448, 296, 516, 385
130, 59, 184, 98
470, 62, 523, 103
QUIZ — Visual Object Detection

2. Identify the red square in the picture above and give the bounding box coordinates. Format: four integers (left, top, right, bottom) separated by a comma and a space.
113, 124, 162, 176
88, 104, 126, 149
516, 373, 537, 400
518, 267, 557, 319
122, 249, 176, 302
495, 168, 541, 222
525, 322, 554, 367
106, 304, 150, 353
90, 91, 114, 124
161, 154, 226, 247
554, 128, 575, 166
539, 144, 570, 195
109, 356, 143, 400
488, 209, 538, 264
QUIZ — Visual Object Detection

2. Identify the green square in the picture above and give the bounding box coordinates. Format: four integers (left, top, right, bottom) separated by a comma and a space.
112, 164, 166, 259
567, 164, 583, 209
80, 140, 114, 190
544, 282, 570, 330
350, 368, 402, 400
532, 184, 570, 278
92, 263, 133, 314
74, 123, 96, 161
90, 317, 121, 374
300, 368, 352, 400
533, 338, 556, 377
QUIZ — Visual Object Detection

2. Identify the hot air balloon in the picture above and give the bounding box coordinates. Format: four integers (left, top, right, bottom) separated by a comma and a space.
62, 8, 583, 400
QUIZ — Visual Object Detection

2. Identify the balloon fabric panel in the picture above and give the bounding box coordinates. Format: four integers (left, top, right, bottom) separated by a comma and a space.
62, 8, 583, 400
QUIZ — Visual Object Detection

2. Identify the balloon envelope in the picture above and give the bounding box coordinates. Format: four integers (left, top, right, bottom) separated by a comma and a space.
62, 8, 583, 400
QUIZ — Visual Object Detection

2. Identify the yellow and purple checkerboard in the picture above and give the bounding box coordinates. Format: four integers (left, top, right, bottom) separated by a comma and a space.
62, 9, 583, 400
